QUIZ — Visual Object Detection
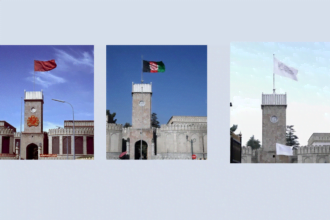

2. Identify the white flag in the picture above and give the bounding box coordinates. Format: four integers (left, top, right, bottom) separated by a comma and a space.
274, 57, 298, 81
276, 143, 293, 156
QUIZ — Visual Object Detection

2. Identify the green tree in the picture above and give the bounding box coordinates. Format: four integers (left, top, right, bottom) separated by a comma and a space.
230, 124, 238, 133
106, 110, 117, 123
123, 122, 131, 128
151, 113, 160, 128
246, 135, 261, 150
286, 125, 299, 146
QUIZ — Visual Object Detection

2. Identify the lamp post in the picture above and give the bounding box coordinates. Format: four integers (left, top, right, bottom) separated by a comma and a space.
52, 99, 75, 160
186, 135, 196, 160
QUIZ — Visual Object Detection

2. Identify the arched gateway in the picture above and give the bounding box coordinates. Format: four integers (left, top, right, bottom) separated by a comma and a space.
26, 143, 38, 160
134, 140, 148, 160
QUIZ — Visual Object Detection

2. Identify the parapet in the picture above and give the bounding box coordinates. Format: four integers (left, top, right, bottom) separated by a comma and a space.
0, 128, 15, 135
48, 128, 94, 136
25, 91, 43, 100
157, 123, 207, 133
106, 123, 123, 131
64, 120, 94, 128
261, 93, 286, 106
297, 145, 330, 154
132, 83, 152, 93
242, 146, 252, 155
167, 116, 207, 125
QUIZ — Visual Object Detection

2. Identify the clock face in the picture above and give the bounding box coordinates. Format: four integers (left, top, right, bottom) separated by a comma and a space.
270, 116, 278, 123
31, 107, 37, 113
139, 101, 145, 106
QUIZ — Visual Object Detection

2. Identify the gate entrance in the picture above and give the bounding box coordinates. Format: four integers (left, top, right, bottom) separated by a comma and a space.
26, 144, 38, 160
134, 140, 148, 160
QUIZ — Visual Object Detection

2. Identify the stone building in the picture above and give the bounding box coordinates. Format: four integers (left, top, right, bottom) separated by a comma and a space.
241, 92, 330, 163
0, 90, 94, 160
106, 83, 207, 160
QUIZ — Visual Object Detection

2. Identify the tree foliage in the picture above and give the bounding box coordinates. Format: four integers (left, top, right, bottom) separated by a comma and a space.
246, 135, 261, 150
151, 113, 160, 128
286, 125, 299, 146
230, 124, 238, 133
106, 110, 117, 124
123, 122, 131, 128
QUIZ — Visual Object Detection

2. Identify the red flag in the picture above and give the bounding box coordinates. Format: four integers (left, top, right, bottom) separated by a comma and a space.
34, 59, 57, 72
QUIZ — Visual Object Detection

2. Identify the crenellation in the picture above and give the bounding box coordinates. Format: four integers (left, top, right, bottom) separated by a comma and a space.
107, 123, 123, 131
0, 128, 15, 135
48, 128, 94, 135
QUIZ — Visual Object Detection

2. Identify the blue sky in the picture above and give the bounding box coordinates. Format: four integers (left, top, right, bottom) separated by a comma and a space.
106, 45, 207, 125
0, 45, 94, 131
231, 42, 330, 146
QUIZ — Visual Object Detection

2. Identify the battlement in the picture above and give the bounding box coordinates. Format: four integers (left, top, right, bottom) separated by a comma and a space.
64, 120, 94, 128
0, 128, 15, 135
167, 116, 207, 125
106, 123, 123, 131
132, 83, 152, 93
242, 146, 252, 155
157, 123, 207, 132
261, 93, 286, 106
25, 91, 43, 100
48, 128, 94, 135
14, 132, 21, 138
297, 145, 330, 154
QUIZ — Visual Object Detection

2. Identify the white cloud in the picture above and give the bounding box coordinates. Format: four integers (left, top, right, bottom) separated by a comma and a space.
26, 71, 66, 88
54, 48, 93, 70
43, 121, 61, 131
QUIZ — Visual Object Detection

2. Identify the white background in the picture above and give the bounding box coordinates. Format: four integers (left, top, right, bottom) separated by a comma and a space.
0, 0, 329, 220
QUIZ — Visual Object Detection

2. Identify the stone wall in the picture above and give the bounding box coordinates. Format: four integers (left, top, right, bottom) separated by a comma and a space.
106, 122, 207, 160
297, 146, 330, 163
48, 128, 94, 156
156, 124, 207, 160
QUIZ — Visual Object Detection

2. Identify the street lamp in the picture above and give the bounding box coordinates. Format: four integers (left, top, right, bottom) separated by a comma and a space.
186, 135, 196, 160
52, 99, 75, 160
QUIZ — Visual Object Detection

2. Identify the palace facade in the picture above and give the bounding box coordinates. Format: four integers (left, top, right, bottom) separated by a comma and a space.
106, 83, 207, 160
0, 91, 94, 160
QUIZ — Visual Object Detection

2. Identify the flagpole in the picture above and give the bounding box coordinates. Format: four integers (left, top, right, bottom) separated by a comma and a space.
273, 54, 275, 94
140, 86, 143, 160
141, 55, 143, 83
34, 71, 35, 91
20, 96, 22, 160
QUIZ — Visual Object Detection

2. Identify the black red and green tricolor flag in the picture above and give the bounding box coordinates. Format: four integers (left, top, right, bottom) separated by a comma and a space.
143, 60, 165, 73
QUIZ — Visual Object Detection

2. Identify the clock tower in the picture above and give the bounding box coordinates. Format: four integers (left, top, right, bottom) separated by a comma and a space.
21, 91, 44, 159
129, 83, 154, 159
260, 93, 289, 163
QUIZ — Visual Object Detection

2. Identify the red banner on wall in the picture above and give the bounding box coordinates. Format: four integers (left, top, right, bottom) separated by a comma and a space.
0, 154, 16, 157
40, 154, 57, 157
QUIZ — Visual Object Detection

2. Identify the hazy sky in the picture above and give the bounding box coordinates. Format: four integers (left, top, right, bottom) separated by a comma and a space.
0, 45, 94, 131
106, 45, 207, 125
231, 42, 330, 146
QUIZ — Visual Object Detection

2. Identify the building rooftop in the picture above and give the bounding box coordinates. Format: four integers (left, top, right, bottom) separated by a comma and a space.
308, 133, 330, 146
261, 93, 286, 106
0, 121, 16, 132
167, 116, 207, 125
64, 120, 94, 128
24, 91, 43, 100
132, 83, 152, 93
